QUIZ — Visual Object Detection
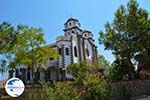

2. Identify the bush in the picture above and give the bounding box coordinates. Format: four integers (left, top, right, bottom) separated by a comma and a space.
43, 82, 78, 100
83, 74, 111, 100
68, 61, 111, 100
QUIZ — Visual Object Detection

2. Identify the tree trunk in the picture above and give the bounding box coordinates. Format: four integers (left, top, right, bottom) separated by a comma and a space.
31, 67, 35, 84
1, 72, 3, 86
137, 66, 141, 79
137, 63, 143, 79
60, 68, 66, 81
9, 69, 14, 79
127, 57, 135, 80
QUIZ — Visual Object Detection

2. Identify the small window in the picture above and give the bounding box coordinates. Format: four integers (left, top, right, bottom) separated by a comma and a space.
58, 48, 62, 55
72, 31, 74, 33
69, 22, 71, 26
65, 48, 69, 55
74, 46, 77, 57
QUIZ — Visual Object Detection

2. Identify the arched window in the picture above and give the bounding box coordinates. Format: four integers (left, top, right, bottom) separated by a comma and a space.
69, 22, 72, 26
58, 48, 62, 55
74, 46, 77, 57
65, 48, 69, 55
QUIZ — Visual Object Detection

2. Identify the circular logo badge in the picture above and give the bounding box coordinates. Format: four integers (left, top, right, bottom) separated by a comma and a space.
5, 78, 25, 97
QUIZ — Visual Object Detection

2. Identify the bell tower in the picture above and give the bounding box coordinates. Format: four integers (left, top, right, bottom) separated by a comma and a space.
63, 17, 82, 35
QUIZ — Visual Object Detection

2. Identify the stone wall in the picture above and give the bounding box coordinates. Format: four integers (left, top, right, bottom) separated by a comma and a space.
1, 80, 150, 100
110, 80, 150, 100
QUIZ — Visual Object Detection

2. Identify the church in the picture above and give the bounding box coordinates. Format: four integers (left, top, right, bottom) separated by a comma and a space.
14, 18, 98, 83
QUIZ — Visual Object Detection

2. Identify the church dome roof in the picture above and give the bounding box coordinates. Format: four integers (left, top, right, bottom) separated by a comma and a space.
64, 17, 79, 25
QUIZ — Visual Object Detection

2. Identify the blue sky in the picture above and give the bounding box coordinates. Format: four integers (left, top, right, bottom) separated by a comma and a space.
0, 0, 150, 63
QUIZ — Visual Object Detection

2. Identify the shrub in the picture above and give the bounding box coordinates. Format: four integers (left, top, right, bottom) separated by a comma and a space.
43, 82, 78, 100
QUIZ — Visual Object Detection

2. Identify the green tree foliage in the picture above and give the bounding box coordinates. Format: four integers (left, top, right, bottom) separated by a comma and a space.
109, 58, 130, 81
43, 82, 77, 100
14, 25, 59, 82
0, 22, 59, 81
0, 22, 18, 79
0, 22, 17, 53
98, 55, 111, 77
99, 0, 150, 80
0, 59, 7, 84
98, 55, 110, 68
83, 74, 110, 100
68, 62, 89, 84
68, 61, 111, 100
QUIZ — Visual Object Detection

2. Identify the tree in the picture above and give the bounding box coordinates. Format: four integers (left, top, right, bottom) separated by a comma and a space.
98, 55, 111, 76
0, 59, 7, 85
99, 0, 150, 80
14, 25, 59, 83
68, 61, 111, 100
0, 22, 18, 79
0, 22, 59, 82
109, 58, 130, 81
68, 62, 93, 84
0, 22, 17, 52
83, 74, 110, 100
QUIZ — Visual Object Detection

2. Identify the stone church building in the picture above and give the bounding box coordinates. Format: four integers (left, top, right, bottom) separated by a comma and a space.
14, 18, 98, 83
